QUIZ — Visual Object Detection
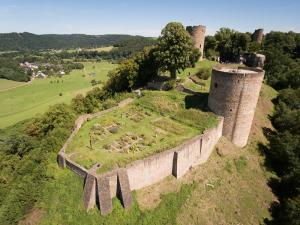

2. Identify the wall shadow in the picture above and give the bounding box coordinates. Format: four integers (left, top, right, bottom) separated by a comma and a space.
181, 86, 210, 112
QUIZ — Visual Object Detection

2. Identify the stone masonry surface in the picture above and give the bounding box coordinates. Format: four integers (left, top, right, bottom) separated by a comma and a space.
252, 28, 264, 43
186, 25, 206, 60
83, 174, 96, 210
87, 117, 223, 214
57, 112, 223, 214
117, 169, 133, 208
208, 66, 264, 147
57, 63, 265, 213
97, 176, 113, 215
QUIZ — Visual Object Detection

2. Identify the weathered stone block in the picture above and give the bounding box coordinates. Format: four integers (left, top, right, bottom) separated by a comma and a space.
117, 169, 132, 208
83, 174, 96, 210
57, 153, 66, 168
97, 176, 113, 215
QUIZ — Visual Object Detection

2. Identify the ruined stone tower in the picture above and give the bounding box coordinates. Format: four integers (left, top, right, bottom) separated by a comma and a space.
208, 66, 264, 147
186, 25, 206, 60
252, 29, 264, 44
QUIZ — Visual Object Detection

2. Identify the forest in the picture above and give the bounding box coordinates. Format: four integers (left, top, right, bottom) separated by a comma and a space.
0, 32, 154, 51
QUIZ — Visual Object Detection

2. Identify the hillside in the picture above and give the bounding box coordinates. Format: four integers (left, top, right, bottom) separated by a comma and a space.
0, 32, 154, 51
16, 84, 277, 225
0, 61, 116, 128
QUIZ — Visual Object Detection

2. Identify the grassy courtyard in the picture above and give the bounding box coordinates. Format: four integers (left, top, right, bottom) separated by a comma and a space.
66, 90, 218, 173
0, 61, 116, 128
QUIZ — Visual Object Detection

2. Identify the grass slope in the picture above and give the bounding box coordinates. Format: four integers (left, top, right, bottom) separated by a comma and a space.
34, 163, 195, 225
16, 57, 277, 224
30, 84, 277, 225
137, 84, 278, 225
0, 61, 116, 128
0, 78, 25, 91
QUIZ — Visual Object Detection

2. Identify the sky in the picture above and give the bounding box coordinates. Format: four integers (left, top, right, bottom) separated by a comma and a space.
0, 0, 299, 36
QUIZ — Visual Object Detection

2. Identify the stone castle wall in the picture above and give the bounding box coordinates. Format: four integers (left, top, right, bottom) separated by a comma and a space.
252, 29, 264, 43
208, 67, 264, 147
87, 117, 223, 214
186, 25, 206, 60
58, 116, 223, 215
244, 53, 265, 68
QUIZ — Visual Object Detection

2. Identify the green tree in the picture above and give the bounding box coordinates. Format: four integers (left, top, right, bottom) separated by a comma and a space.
103, 46, 159, 93
155, 22, 200, 79
71, 94, 86, 113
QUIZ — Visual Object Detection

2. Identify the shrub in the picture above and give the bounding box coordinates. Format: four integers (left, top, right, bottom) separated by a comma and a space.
234, 156, 247, 173
163, 80, 176, 90
195, 68, 211, 80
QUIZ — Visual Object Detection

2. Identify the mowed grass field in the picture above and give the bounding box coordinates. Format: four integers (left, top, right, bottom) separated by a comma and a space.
0, 79, 26, 92
66, 46, 115, 53
0, 61, 117, 128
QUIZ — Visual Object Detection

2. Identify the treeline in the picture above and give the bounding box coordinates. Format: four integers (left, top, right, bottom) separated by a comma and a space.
55, 37, 157, 61
0, 53, 85, 82
264, 32, 300, 89
204, 27, 262, 62
0, 35, 155, 82
0, 57, 31, 82
0, 32, 154, 51
261, 32, 300, 225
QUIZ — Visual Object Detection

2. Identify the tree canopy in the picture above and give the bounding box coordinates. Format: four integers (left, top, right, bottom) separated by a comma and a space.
154, 22, 200, 79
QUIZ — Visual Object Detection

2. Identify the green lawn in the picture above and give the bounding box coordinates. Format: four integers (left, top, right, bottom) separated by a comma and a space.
178, 60, 242, 93
66, 90, 218, 172
178, 60, 219, 80
0, 61, 116, 128
0, 79, 25, 91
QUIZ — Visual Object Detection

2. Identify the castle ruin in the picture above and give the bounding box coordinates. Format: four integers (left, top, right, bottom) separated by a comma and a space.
57, 23, 266, 214
186, 25, 206, 60
252, 28, 264, 44
208, 66, 264, 147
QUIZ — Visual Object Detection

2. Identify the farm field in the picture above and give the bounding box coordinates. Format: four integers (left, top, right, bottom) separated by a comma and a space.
0, 61, 117, 128
66, 46, 115, 53
66, 90, 218, 172
0, 78, 26, 91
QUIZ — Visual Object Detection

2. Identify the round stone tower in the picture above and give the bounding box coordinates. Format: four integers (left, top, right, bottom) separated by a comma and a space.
186, 25, 206, 60
252, 29, 264, 44
208, 66, 264, 147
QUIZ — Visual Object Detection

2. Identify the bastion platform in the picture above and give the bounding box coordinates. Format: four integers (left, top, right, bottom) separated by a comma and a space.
57, 65, 264, 215
57, 91, 222, 215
